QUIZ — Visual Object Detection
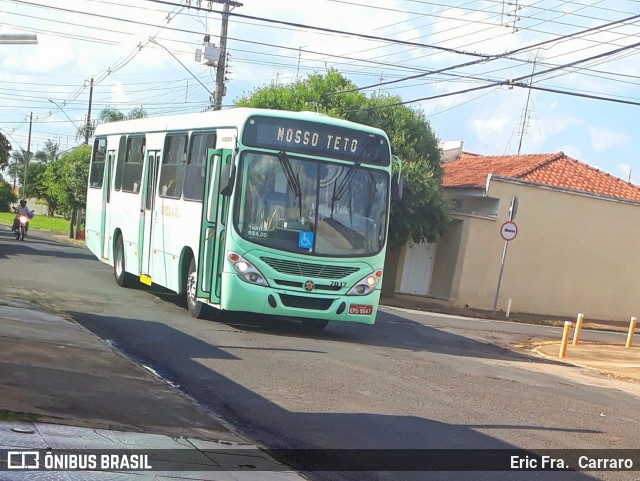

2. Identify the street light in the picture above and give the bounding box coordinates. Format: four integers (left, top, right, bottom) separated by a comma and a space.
48, 99, 84, 141
148, 37, 213, 99
0, 33, 37, 44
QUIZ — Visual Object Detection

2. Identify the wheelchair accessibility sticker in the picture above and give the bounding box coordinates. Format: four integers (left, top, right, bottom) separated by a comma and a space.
298, 231, 314, 249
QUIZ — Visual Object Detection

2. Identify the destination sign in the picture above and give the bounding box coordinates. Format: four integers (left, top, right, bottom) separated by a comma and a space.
242, 115, 390, 166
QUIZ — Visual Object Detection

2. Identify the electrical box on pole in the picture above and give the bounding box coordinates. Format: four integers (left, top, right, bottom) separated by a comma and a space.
196, 36, 220, 67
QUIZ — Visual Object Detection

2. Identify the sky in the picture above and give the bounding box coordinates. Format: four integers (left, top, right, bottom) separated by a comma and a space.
1, 0, 639, 182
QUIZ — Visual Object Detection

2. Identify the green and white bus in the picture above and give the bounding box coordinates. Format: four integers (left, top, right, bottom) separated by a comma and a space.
85, 108, 395, 328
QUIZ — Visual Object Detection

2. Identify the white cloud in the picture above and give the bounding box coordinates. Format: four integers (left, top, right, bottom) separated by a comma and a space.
1, 34, 77, 72
617, 163, 632, 181
560, 146, 583, 160
111, 81, 130, 104
589, 127, 629, 153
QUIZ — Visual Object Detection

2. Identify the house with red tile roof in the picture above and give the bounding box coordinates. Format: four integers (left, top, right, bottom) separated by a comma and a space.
391, 148, 640, 321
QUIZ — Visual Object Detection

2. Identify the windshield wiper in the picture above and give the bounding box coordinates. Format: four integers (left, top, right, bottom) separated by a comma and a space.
331, 135, 378, 207
331, 162, 359, 209
277, 151, 303, 221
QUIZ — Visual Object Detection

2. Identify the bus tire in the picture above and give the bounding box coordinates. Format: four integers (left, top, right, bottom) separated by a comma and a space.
186, 258, 208, 319
302, 319, 329, 330
114, 235, 134, 287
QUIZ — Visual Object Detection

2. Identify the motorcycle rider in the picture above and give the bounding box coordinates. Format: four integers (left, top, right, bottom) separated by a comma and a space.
12, 199, 30, 233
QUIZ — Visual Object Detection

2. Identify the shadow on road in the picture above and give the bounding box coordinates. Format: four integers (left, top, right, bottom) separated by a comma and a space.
71, 311, 602, 481
212, 309, 563, 365
0, 227, 94, 260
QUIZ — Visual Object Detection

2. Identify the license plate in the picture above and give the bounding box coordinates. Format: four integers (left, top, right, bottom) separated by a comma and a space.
349, 304, 373, 315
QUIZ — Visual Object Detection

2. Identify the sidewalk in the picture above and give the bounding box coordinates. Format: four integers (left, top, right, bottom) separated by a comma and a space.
0, 299, 304, 480
380, 293, 633, 332
534, 341, 640, 383
381, 293, 640, 383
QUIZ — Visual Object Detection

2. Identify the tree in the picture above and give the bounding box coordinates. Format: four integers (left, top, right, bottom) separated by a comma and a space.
33, 141, 61, 215
127, 106, 148, 120
22, 162, 46, 199
99, 106, 126, 123
234, 70, 451, 247
41, 145, 90, 238
81, 106, 148, 140
34, 140, 61, 166
0, 182, 17, 212
8, 149, 33, 196
0, 132, 11, 171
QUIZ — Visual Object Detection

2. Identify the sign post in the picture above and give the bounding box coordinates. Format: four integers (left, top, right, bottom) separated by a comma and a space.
492, 197, 518, 318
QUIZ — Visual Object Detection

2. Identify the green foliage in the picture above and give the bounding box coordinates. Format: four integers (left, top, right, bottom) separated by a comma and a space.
98, 106, 148, 123
41, 144, 91, 217
0, 133, 11, 171
34, 140, 60, 165
99, 106, 126, 123
7, 149, 33, 195
388, 159, 451, 246
234, 70, 450, 246
236, 70, 366, 116
0, 182, 17, 212
21, 163, 46, 198
127, 106, 148, 120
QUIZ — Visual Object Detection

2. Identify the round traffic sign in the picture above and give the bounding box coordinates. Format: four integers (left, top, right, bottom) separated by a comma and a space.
500, 221, 518, 241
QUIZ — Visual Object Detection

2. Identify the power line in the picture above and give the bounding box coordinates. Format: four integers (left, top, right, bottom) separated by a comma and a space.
146, 0, 493, 60
325, 12, 640, 97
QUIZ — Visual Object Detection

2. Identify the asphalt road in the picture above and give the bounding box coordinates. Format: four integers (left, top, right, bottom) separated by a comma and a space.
1, 226, 639, 481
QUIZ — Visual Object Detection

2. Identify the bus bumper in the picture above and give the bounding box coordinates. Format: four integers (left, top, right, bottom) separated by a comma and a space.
221, 273, 379, 324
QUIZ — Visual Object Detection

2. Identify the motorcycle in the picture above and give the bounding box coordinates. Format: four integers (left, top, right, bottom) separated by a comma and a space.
12, 209, 30, 241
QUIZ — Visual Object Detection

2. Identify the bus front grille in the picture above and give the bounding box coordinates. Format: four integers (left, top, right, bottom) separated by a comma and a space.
279, 294, 334, 311
274, 280, 342, 291
260, 257, 359, 279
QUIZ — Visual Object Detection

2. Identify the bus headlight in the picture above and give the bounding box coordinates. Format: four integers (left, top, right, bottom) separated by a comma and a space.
227, 252, 269, 287
347, 270, 382, 296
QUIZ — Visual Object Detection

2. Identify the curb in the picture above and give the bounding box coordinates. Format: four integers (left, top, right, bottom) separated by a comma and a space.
531, 343, 640, 385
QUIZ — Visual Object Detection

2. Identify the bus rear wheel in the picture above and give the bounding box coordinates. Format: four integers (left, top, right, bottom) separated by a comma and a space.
114, 235, 134, 287
186, 258, 208, 319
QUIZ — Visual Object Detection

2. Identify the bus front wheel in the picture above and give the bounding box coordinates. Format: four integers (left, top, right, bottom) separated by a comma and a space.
114, 235, 134, 287
186, 258, 208, 319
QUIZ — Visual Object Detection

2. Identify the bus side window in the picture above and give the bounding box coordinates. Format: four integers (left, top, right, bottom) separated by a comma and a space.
184, 132, 216, 202
89, 137, 107, 188
122, 136, 145, 194
159, 134, 187, 199
114, 136, 126, 191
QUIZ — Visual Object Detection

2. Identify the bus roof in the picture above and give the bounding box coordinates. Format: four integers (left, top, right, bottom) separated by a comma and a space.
92, 108, 388, 139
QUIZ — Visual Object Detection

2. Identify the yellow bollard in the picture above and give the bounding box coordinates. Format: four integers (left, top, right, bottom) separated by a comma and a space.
572, 313, 584, 346
625, 317, 637, 349
559, 321, 572, 359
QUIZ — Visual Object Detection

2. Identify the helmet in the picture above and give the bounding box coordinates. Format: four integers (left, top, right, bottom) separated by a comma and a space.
19, 199, 27, 205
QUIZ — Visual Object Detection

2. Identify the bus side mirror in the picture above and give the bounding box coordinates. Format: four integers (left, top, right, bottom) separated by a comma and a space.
391, 172, 403, 201
220, 163, 236, 197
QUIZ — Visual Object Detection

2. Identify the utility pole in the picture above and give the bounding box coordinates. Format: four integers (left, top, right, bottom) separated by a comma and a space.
213, 1, 231, 110
85, 77, 94, 144
516, 57, 536, 155
23, 112, 33, 198
191, 0, 241, 110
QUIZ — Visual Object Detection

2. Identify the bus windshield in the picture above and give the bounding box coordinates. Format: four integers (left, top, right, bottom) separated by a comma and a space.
235, 151, 389, 257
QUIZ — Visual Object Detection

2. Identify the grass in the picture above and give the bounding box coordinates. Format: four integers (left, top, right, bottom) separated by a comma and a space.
0, 212, 69, 233
0, 409, 41, 423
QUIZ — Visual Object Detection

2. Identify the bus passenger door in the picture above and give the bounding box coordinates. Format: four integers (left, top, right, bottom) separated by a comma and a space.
196, 148, 231, 304
139, 150, 160, 284
100, 150, 115, 259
